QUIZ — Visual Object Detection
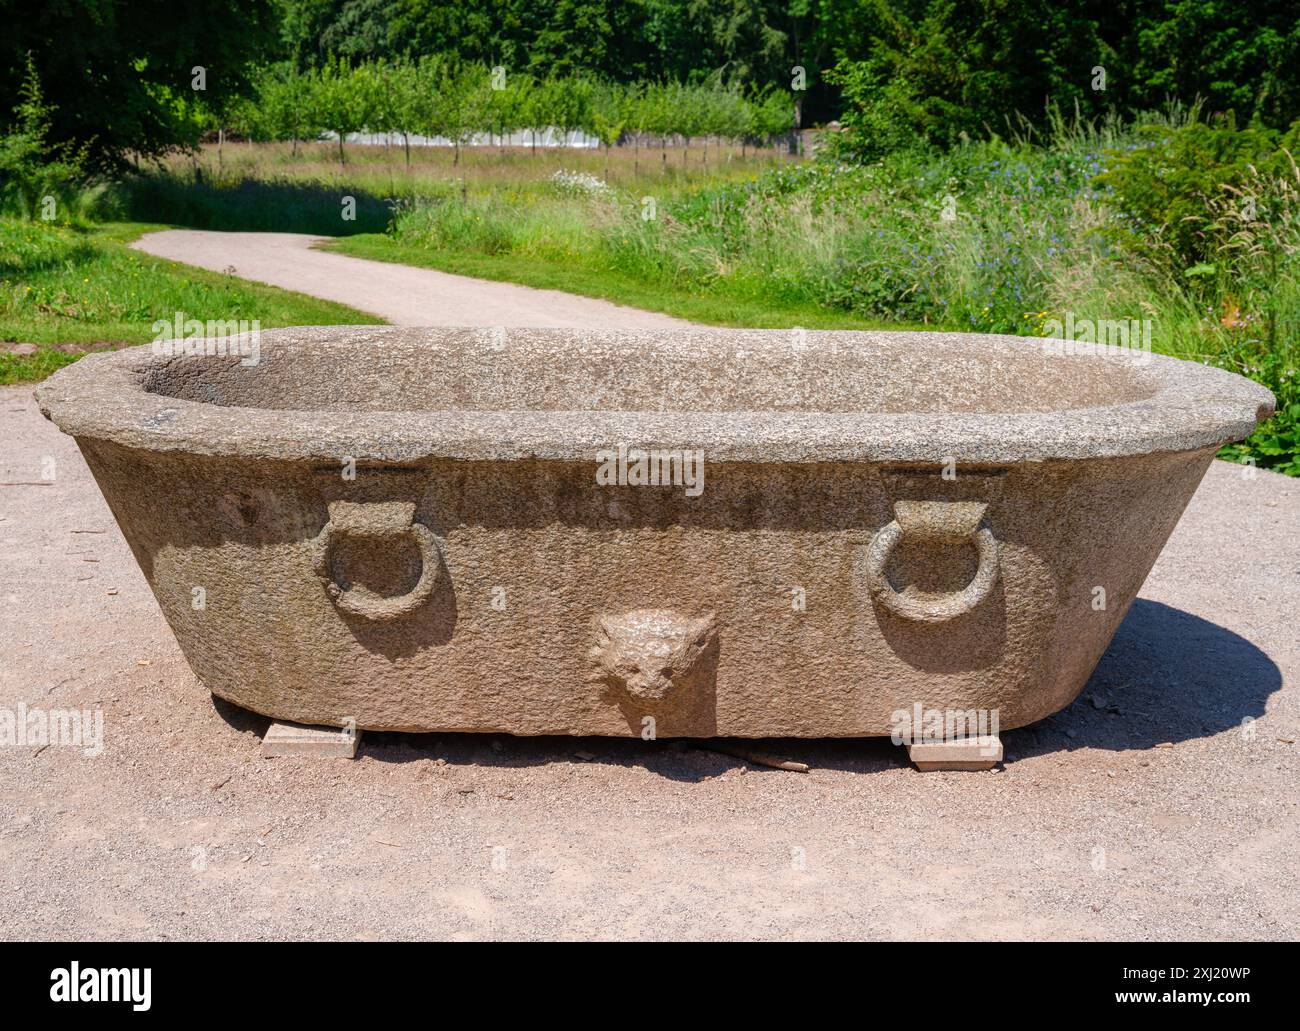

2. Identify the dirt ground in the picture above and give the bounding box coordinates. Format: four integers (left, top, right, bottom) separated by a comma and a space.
2, 385, 1297, 941
131, 229, 690, 328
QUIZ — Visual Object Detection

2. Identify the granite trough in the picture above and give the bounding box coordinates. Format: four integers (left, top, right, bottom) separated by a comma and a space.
36, 326, 1275, 741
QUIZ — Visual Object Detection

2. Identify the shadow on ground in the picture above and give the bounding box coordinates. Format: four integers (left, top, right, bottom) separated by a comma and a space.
107, 174, 393, 235
214, 598, 1281, 781
1004, 598, 1280, 760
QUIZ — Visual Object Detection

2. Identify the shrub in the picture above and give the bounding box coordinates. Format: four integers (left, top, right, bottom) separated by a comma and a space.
1094, 114, 1298, 271
0, 56, 90, 218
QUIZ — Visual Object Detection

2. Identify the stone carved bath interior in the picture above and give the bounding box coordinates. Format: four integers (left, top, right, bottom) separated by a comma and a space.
36, 327, 1275, 753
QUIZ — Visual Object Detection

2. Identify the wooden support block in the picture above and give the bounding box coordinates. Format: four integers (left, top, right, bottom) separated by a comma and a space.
261, 720, 360, 759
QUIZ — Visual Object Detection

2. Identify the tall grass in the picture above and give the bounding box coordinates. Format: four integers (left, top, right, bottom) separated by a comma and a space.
85, 139, 791, 237
383, 122, 1121, 327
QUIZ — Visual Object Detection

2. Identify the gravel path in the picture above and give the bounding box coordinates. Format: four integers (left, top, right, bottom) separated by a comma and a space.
3, 388, 1297, 939
130, 229, 691, 329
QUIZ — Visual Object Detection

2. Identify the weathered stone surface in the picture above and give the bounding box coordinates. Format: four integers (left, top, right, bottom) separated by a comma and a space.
35, 327, 1275, 738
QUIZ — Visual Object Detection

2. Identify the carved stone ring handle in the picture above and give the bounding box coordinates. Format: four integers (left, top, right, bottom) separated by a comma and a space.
313, 500, 442, 621
865, 500, 1000, 623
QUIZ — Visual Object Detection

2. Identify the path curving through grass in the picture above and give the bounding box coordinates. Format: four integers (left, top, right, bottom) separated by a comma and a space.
131, 229, 693, 329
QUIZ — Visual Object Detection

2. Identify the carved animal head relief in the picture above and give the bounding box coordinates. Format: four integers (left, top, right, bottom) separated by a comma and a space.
590, 609, 718, 703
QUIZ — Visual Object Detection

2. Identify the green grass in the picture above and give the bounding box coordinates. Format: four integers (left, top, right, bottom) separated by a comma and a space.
0, 217, 378, 384
328, 233, 910, 330
99, 143, 878, 329
0, 345, 83, 385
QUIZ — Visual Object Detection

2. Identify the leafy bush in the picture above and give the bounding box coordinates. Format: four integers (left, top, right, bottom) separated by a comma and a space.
820, 64, 922, 163
1215, 342, 1299, 475
1095, 114, 1299, 270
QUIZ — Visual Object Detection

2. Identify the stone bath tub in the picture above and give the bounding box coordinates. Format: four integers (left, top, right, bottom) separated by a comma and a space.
37, 327, 1274, 739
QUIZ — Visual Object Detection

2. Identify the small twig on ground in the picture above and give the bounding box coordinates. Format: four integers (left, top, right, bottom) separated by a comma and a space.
694, 743, 810, 773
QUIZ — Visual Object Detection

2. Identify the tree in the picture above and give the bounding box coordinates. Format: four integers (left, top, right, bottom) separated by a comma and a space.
255, 64, 318, 154
388, 59, 424, 167
442, 64, 491, 165
0, 56, 90, 217
412, 58, 488, 166
821, 0, 1300, 160
356, 59, 399, 156
748, 86, 795, 147
486, 70, 532, 151
388, 1, 655, 80
0, 0, 276, 169
543, 75, 596, 149
1123, 0, 1300, 130
311, 57, 372, 166
590, 81, 628, 178
823, 0, 1106, 154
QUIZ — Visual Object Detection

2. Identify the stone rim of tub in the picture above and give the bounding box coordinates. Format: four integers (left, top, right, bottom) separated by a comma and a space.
35, 326, 1276, 465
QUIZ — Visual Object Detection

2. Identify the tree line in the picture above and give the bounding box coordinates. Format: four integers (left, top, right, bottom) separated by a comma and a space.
2, 1, 1296, 173
225, 60, 798, 165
